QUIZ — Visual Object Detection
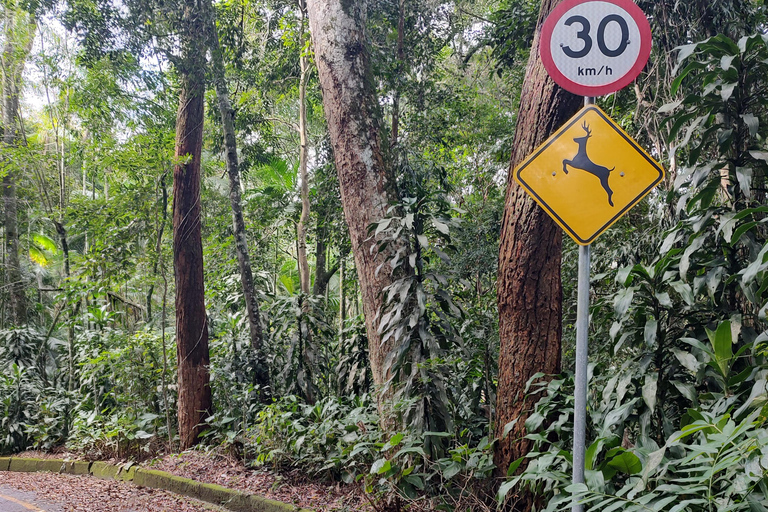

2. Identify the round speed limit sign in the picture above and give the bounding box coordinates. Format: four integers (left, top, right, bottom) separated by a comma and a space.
540, 0, 652, 97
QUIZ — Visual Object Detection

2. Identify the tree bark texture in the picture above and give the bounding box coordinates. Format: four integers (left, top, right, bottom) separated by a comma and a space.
1, 5, 35, 326
493, 0, 582, 503
206, 4, 271, 397
307, 0, 403, 394
173, 0, 212, 451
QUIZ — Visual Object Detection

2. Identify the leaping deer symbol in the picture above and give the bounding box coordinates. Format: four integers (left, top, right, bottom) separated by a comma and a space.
562, 122, 616, 207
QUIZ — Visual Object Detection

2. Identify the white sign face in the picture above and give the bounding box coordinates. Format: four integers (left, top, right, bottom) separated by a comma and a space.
540, 0, 652, 97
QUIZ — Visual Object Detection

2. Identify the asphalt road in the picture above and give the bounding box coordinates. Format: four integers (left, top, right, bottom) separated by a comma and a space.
0, 484, 61, 512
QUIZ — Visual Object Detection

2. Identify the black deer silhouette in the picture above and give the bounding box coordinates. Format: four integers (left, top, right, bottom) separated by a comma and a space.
562, 122, 615, 207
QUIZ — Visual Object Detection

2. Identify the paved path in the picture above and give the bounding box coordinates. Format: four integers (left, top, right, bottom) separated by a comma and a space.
0, 471, 225, 512
0, 484, 61, 512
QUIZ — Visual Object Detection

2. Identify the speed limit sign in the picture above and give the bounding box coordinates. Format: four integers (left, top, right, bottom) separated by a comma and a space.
540, 0, 652, 97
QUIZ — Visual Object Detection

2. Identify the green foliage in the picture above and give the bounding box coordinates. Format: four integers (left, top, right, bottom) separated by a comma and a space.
559, 411, 768, 512
499, 28, 768, 511
67, 329, 175, 458
488, 0, 540, 73
245, 394, 496, 509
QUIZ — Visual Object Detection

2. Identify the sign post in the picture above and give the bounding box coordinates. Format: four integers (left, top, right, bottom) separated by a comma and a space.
571, 96, 594, 512
518, 2, 659, 510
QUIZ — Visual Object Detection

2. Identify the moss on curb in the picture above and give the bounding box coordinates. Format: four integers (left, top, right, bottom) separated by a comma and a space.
8, 458, 39, 472
0, 457, 312, 512
37, 459, 65, 473
91, 461, 120, 480
63, 460, 92, 475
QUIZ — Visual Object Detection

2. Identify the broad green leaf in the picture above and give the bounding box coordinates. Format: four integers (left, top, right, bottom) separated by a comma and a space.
585, 438, 604, 471
370, 458, 391, 475
506, 456, 524, 476
735, 167, 753, 199
643, 373, 658, 411
644, 318, 658, 347
607, 451, 642, 475
29, 246, 48, 267
33, 234, 58, 254
741, 113, 759, 137
501, 418, 518, 440
706, 321, 733, 377
381, 432, 404, 451
672, 348, 700, 374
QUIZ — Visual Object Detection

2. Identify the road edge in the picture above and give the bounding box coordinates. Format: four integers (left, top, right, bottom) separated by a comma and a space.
0, 457, 312, 512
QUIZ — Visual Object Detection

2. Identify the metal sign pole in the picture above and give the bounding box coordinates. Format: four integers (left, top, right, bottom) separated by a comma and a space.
571, 95, 595, 512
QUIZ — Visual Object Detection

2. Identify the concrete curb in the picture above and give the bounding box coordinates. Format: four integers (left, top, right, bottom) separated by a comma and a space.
0, 457, 311, 512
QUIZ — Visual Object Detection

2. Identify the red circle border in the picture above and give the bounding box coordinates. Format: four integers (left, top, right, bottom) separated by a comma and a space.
539, 0, 652, 97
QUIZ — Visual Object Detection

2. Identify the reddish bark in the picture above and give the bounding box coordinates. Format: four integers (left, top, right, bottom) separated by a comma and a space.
173, 0, 212, 451
494, 0, 581, 508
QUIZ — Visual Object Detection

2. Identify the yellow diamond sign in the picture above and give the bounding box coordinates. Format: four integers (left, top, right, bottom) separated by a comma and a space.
514, 105, 665, 245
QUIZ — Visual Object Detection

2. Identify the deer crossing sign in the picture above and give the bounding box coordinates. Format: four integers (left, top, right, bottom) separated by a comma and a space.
514, 105, 664, 245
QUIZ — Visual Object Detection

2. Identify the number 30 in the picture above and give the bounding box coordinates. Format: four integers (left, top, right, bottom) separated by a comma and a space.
562, 14, 630, 59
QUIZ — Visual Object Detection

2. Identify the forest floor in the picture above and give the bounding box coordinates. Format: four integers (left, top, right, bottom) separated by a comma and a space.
14, 450, 374, 511
0, 470, 227, 511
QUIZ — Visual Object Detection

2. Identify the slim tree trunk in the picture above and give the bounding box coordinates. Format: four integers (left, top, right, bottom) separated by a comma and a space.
307, 0, 404, 406
312, 225, 338, 296
173, 0, 212, 451
494, 0, 581, 506
2, 4, 35, 327
146, 172, 168, 322
390, 0, 405, 149
297, 1, 311, 296
206, 3, 271, 397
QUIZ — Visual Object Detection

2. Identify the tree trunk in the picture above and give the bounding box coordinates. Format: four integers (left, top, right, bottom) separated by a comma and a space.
146, 172, 168, 322
493, 0, 581, 507
312, 226, 338, 296
390, 0, 405, 149
1, 5, 35, 327
306, 0, 404, 405
173, 0, 212, 451
206, 2, 271, 397
297, 1, 311, 296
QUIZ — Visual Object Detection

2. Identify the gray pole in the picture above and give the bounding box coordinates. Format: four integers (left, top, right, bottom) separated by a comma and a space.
572, 96, 595, 512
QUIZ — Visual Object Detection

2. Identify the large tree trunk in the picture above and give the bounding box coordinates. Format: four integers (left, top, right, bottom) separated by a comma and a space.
173, 0, 212, 451
306, 0, 403, 402
493, 0, 581, 507
2, 5, 35, 327
206, 3, 271, 398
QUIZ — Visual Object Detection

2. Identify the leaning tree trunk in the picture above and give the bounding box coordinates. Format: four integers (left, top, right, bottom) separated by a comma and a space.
206, 3, 271, 398
494, 0, 581, 508
1, 4, 35, 327
173, 0, 212, 451
306, 0, 403, 407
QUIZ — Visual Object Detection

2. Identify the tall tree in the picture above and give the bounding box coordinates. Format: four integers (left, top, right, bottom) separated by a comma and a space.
173, 0, 212, 450
306, 0, 404, 410
493, 0, 581, 505
206, 0, 271, 398
296, 0, 311, 297
1, 2, 35, 327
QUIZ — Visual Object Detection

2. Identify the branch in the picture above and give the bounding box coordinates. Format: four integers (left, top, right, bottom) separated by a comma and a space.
107, 291, 147, 313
